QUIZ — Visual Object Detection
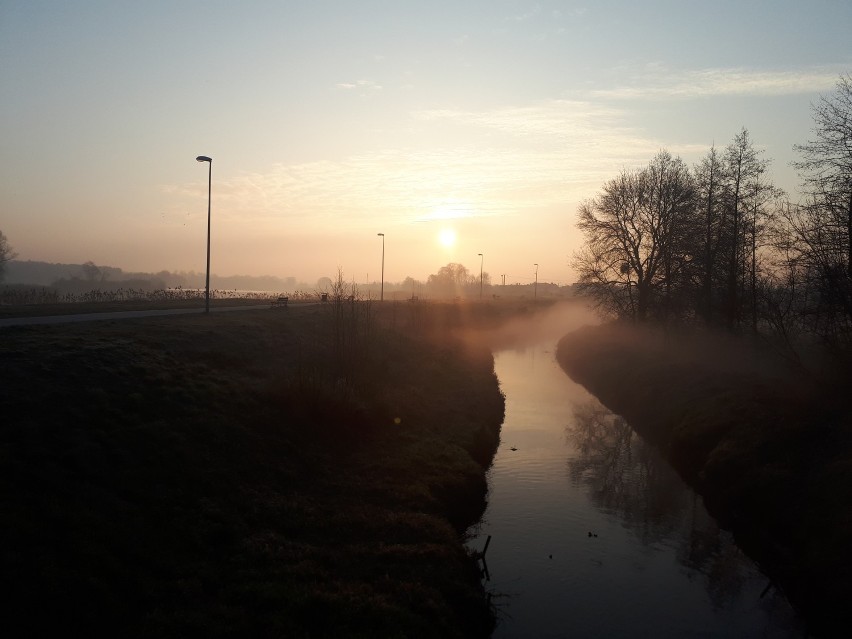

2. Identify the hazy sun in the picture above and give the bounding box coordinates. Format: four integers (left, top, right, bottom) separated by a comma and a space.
439, 228, 457, 248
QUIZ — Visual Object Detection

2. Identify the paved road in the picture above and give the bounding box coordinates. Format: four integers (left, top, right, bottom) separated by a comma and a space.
0, 304, 276, 328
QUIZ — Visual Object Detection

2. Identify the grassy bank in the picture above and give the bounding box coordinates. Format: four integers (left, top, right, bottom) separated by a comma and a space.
556, 324, 852, 637
1, 301, 507, 637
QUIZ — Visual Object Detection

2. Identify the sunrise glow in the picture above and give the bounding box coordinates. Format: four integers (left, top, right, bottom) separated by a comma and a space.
1, 2, 848, 287
438, 228, 457, 248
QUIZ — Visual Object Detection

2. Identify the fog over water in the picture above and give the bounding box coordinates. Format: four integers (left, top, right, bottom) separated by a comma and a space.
466, 307, 805, 638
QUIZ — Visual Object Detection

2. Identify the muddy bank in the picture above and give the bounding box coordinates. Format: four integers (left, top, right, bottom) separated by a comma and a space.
556, 324, 852, 637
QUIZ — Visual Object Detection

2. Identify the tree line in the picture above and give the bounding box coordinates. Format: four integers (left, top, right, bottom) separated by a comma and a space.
573, 74, 852, 368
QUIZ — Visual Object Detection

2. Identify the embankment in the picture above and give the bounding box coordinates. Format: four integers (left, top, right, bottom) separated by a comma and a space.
0, 304, 505, 638
556, 324, 852, 637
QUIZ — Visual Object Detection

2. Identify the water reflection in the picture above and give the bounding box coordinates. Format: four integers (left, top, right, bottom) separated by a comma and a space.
471, 344, 806, 638
568, 402, 753, 611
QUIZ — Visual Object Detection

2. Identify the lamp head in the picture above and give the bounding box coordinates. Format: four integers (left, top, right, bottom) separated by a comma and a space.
196, 155, 212, 163
377, 233, 384, 237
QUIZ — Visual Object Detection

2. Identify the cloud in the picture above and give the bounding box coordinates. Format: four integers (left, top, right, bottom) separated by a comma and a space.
506, 4, 542, 22
163, 99, 677, 233
334, 79, 383, 91
589, 66, 843, 100
413, 100, 661, 161
172, 66, 833, 237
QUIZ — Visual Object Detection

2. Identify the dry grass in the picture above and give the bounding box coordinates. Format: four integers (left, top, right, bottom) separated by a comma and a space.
0, 302, 508, 637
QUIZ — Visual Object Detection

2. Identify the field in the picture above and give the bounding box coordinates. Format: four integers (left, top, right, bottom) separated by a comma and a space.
0, 300, 512, 637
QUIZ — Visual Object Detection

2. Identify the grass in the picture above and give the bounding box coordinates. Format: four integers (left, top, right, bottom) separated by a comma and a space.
556, 323, 852, 637
0, 301, 510, 637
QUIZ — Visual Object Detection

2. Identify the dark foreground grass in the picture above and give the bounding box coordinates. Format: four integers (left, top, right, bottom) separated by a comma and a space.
556, 324, 852, 637
0, 302, 507, 638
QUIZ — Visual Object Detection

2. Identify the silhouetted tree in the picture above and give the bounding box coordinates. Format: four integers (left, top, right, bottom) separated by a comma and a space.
721, 128, 769, 331
645, 151, 698, 322
574, 151, 695, 322
0, 230, 16, 282
794, 74, 852, 279
693, 145, 730, 325
427, 263, 477, 298
82, 261, 103, 282
787, 74, 852, 344
743, 173, 785, 334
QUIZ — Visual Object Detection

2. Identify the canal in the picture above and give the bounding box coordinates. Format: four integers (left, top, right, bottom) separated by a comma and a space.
467, 338, 807, 638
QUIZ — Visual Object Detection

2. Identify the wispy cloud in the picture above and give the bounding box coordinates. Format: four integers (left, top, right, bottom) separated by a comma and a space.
164, 99, 678, 232
506, 4, 542, 22
589, 66, 842, 100
334, 79, 382, 91
171, 65, 832, 234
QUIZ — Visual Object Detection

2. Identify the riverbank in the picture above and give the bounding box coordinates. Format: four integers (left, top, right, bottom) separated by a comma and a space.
556, 324, 852, 637
1, 302, 508, 637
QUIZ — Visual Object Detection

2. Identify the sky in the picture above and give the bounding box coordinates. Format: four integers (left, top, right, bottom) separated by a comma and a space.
1, 1, 850, 288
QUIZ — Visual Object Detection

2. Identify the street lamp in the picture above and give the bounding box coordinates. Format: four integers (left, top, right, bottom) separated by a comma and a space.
478, 253, 483, 299
196, 155, 212, 313
377, 233, 385, 302
534, 263, 539, 299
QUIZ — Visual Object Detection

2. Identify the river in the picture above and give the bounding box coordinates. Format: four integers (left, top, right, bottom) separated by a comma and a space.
467, 340, 807, 638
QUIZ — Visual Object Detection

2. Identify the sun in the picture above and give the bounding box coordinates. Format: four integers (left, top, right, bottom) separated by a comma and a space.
438, 228, 457, 248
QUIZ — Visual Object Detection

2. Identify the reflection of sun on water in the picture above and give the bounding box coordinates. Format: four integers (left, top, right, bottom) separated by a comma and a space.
439, 228, 457, 248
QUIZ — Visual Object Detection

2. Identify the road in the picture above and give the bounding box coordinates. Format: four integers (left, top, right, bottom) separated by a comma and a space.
0, 304, 277, 328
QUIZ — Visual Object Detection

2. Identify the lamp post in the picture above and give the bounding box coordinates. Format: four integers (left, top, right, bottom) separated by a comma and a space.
377, 233, 385, 301
196, 156, 213, 313
478, 253, 483, 299
534, 263, 539, 299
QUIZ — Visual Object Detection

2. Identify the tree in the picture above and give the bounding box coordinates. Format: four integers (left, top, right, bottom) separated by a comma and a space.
0, 230, 16, 282
721, 128, 770, 331
644, 150, 698, 321
82, 261, 103, 282
693, 144, 729, 324
788, 74, 852, 343
574, 151, 695, 322
743, 173, 784, 333
794, 74, 852, 279
426, 263, 476, 299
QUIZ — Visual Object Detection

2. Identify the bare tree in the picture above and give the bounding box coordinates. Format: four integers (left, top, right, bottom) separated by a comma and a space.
785, 75, 852, 347
574, 151, 695, 322
774, 199, 852, 348
721, 128, 769, 331
644, 150, 697, 322
0, 230, 16, 282
693, 145, 729, 325
426, 263, 477, 299
743, 174, 785, 334
794, 74, 852, 280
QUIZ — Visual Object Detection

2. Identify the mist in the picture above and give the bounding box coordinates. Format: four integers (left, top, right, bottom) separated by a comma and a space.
473, 299, 601, 351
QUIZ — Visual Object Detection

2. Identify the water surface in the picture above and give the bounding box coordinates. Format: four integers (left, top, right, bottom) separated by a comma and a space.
468, 343, 805, 638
